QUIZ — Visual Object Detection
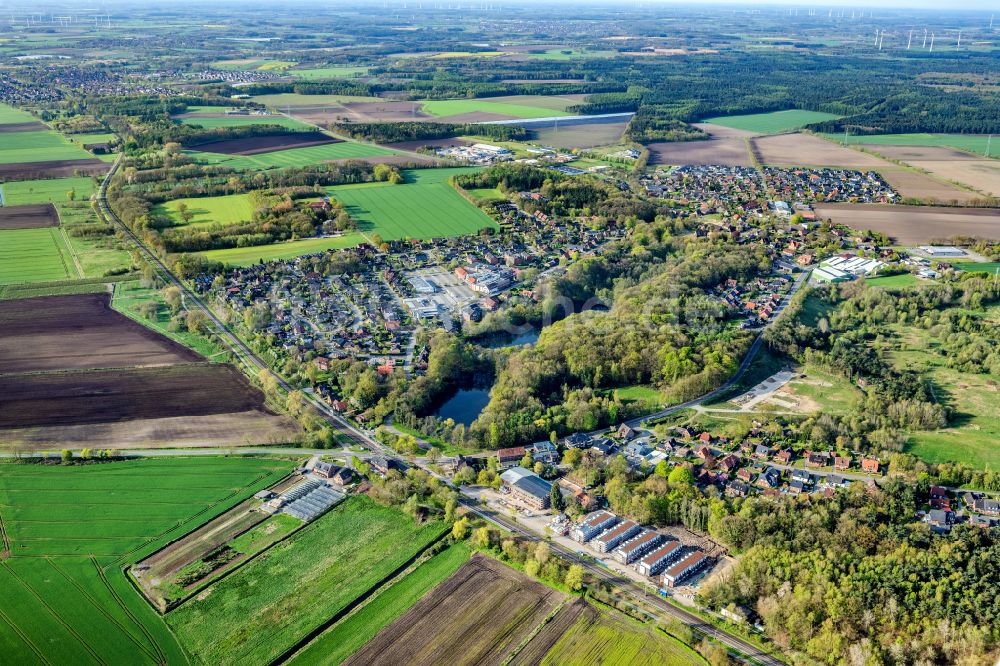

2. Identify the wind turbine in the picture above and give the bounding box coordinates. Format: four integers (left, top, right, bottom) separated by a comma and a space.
907, 30, 913, 49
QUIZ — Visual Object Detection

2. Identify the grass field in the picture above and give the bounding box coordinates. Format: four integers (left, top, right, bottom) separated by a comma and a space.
955, 262, 1000, 274
250, 93, 383, 107
1, 176, 96, 205
198, 233, 365, 266
528, 48, 617, 60
0, 457, 292, 666
703, 110, 842, 134
421, 98, 575, 119
155, 193, 256, 228
0, 103, 36, 124
292, 66, 369, 79
290, 543, 472, 666
167, 495, 446, 666
864, 273, 921, 288
0, 227, 75, 283
0, 129, 97, 164
328, 168, 498, 240
185, 140, 397, 170
68, 132, 116, 145
112, 280, 227, 359
822, 132, 1000, 159
177, 114, 311, 130
463, 186, 506, 201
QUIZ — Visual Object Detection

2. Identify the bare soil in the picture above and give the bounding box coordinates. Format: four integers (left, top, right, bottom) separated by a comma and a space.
0, 122, 48, 133
877, 169, 981, 204
647, 138, 752, 166
693, 122, 761, 139
0, 293, 202, 373
907, 160, 1000, 197
861, 145, 982, 161
0, 158, 108, 180
0, 203, 59, 230
291, 102, 427, 125
753, 133, 890, 168
344, 554, 565, 666
508, 598, 593, 666
812, 203, 1000, 244
0, 363, 278, 428
187, 131, 339, 156
385, 138, 470, 152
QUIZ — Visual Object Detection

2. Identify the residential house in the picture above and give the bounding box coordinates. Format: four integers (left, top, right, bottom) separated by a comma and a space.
861, 457, 880, 474
497, 447, 527, 470
834, 456, 852, 471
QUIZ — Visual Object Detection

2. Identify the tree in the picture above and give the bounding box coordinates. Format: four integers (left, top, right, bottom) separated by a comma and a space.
451, 517, 469, 540
521, 451, 534, 468
61, 449, 73, 463
564, 564, 584, 591
163, 286, 183, 314
668, 464, 695, 486
533, 461, 545, 475
67, 189, 76, 202
534, 541, 550, 564
655, 460, 670, 477
550, 483, 566, 512
80, 448, 92, 460
185, 309, 209, 334
471, 527, 492, 549
444, 496, 457, 522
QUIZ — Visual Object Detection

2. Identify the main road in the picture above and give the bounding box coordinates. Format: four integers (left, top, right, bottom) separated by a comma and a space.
93, 152, 789, 664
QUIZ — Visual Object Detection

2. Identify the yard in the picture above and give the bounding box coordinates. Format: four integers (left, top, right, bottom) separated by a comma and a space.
328, 168, 498, 241
167, 495, 447, 666
0, 456, 291, 666
702, 110, 841, 135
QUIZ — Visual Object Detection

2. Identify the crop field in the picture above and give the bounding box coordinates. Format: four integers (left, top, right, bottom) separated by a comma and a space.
955, 262, 1000, 274
824, 133, 1000, 159
198, 232, 365, 266
250, 93, 385, 107
0, 292, 201, 373
812, 204, 1000, 245
292, 66, 370, 79
648, 137, 753, 166
531, 119, 629, 149
68, 132, 116, 145
876, 168, 980, 204
903, 159, 1000, 198
0, 227, 75, 283
0, 456, 292, 665
343, 553, 565, 666
0, 129, 97, 164
291, 543, 472, 666
702, 109, 841, 134
1, 176, 96, 204
155, 193, 256, 228
0, 102, 36, 125
752, 133, 891, 168
167, 496, 446, 666
176, 113, 311, 130
328, 168, 498, 240
0, 158, 108, 181
421, 97, 577, 120
0, 203, 58, 229
187, 131, 338, 156
527, 48, 617, 60
185, 140, 397, 170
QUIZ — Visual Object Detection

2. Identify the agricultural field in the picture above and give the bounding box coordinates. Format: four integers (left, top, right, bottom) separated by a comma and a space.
702, 109, 841, 134
250, 93, 385, 107
176, 113, 312, 130
531, 119, 630, 149
0, 203, 58, 229
824, 133, 1000, 159
185, 140, 398, 170
0, 227, 75, 283
290, 543, 472, 666
112, 280, 227, 360
1, 176, 96, 205
0, 456, 293, 666
0, 128, 98, 165
328, 168, 498, 241
0, 102, 36, 124
291, 66, 369, 79
955, 262, 1000, 275
527, 48, 617, 60
876, 168, 981, 204
167, 496, 447, 666
421, 96, 578, 121
752, 133, 891, 168
198, 232, 365, 266
155, 192, 256, 228
187, 131, 338, 156
812, 203, 1000, 245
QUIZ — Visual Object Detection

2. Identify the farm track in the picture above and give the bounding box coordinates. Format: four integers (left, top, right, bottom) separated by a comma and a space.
92, 557, 169, 665
0, 605, 53, 665
0, 510, 10, 558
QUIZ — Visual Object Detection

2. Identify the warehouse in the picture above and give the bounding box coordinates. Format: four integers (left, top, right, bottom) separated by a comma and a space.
499, 466, 552, 511
590, 519, 640, 554
662, 550, 711, 588
613, 530, 665, 564
636, 540, 685, 577
570, 510, 619, 543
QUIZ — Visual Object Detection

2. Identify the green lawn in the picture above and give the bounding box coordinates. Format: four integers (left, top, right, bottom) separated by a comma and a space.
0, 102, 36, 125
154, 193, 256, 228
290, 543, 471, 666
0, 227, 75, 283
421, 98, 575, 119
703, 110, 842, 134
184, 141, 397, 170
197, 233, 365, 266
328, 168, 498, 241
612, 384, 664, 407
821, 133, 1000, 159
291, 66, 369, 79
167, 496, 446, 666
0, 129, 97, 164
0, 457, 291, 666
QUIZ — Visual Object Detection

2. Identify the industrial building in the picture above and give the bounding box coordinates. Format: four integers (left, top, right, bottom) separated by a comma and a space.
570, 510, 619, 543
662, 550, 711, 588
613, 530, 665, 564
636, 540, 685, 576
590, 519, 640, 554
499, 467, 552, 511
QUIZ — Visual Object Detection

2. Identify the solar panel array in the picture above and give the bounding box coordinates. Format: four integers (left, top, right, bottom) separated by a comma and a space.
283, 485, 345, 522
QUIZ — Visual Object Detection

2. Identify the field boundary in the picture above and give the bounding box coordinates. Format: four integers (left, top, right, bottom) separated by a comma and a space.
95, 558, 171, 664
0, 510, 10, 558
269, 527, 451, 666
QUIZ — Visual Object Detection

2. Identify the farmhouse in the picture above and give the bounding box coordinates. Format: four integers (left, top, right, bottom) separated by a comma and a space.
500, 467, 552, 511
614, 530, 665, 564
662, 550, 710, 588
497, 446, 527, 470
591, 519, 641, 554
570, 510, 619, 543
636, 539, 684, 576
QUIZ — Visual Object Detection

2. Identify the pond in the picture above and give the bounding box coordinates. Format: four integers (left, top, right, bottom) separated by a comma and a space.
475, 325, 541, 349
434, 387, 491, 426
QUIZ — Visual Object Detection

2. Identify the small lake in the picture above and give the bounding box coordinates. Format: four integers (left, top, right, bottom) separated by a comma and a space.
434, 387, 491, 426
476, 326, 541, 349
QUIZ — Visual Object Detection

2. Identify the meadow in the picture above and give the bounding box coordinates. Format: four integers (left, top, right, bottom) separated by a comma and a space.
155, 192, 256, 228
328, 168, 498, 240
822, 132, 1000, 159
421, 97, 576, 119
185, 140, 397, 170
167, 496, 446, 666
0, 456, 292, 666
1, 176, 96, 204
0, 129, 98, 164
292, 66, 369, 79
0, 227, 75, 283
112, 280, 227, 359
290, 543, 472, 666
702, 109, 842, 134
198, 233, 365, 266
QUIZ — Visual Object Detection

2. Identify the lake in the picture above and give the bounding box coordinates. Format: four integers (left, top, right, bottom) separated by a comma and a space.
475, 325, 541, 348
434, 387, 491, 426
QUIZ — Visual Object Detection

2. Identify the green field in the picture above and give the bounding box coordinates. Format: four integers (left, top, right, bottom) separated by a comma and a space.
0, 457, 292, 666
292, 66, 369, 79
864, 273, 921, 288
328, 168, 498, 241
421, 97, 576, 119
955, 262, 1000, 274
0, 227, 75, 283
465, 186, 506, 201
250, 93, 383, 107
112, 280, 227, 359
68, 132, 116, 145
176, 114, 311, 130
167, 496, 446, 666
703, 109, 842, 134
0, 102, 36, 124
185, 140, 397, 170
155, 192, 256, 228
0, 129, 97, 164
528, 48, 617, 60
290, 543, 471, 665
1, 176, 96, 205
822, 132, 1000, 159
198, 233, 365, 266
